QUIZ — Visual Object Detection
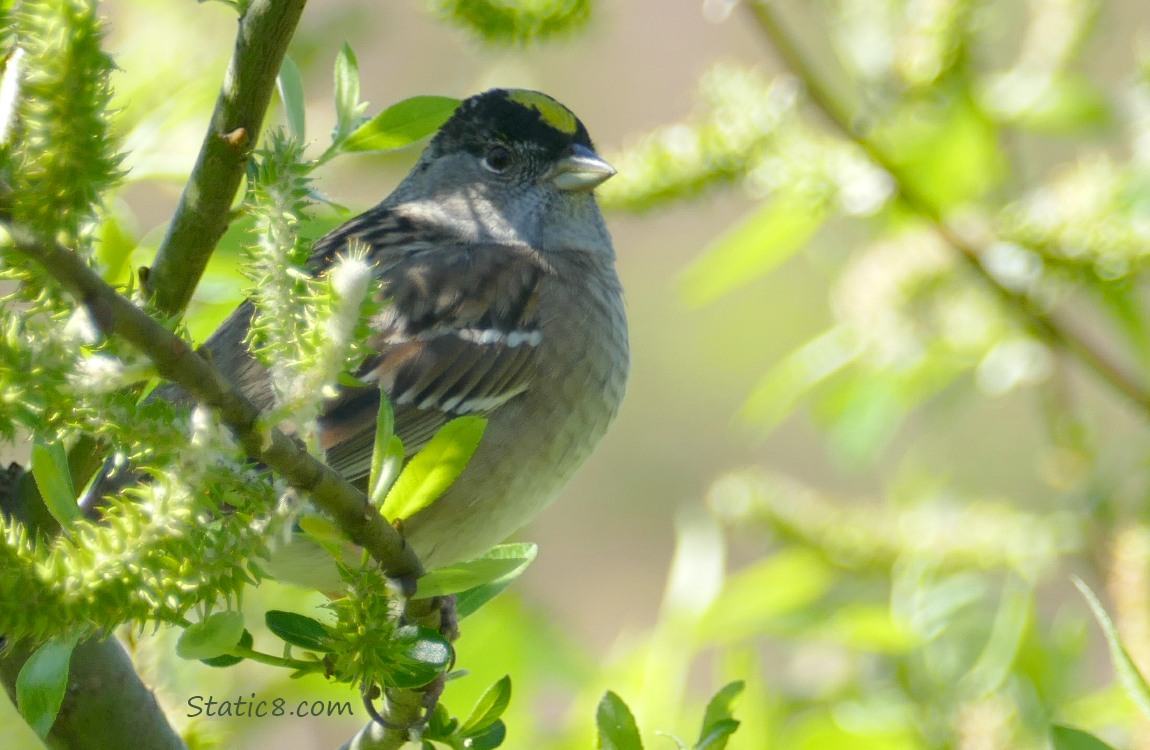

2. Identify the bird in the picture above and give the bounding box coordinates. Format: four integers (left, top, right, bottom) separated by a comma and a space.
92, 88, 629, 575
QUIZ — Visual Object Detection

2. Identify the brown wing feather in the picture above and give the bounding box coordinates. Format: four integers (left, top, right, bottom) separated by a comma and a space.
311, 207, 552, 485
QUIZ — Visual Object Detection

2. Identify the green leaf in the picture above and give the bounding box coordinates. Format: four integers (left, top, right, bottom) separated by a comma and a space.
1050, 725, 1119, 750
695, 719, 740, 750
597, 691, 644, 750
418, 544, 537, 598
31, 438, 80, 529
265, 610, 333, 653
277, 55, 306, 142
342, 95, 461, 153
740, 326, 858, 434
383, 625, 453, 689
463, 720, 506, 749
16, 634, 79, 739
368, 387, 398, 506
680, 197, 824, 308
880, 95, 1005, 211
699, 548, 833, 643
1011, 74, 1112, 135
697, 681, 744, 748
176, 611, 246, 660
201, 629, 253, 667
381, 416, 486, 521
460, 675, 512, 735
333, 42, 363, 141
453, 544, 539, 618
1073, 576, 1150, 720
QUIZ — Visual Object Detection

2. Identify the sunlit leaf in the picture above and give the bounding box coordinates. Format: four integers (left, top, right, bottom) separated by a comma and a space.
740, 326, 858, 433
454, 543, 539, 618
1010, 74, 1112, 135
201, 629, 253, 668
1074, 576, 1150, 720
699, 548, 832, 644
277, 55, 305, 142
332, 42, 363, 142
342, 95, 460, 153
681, 198, 824, 307
460, 675, 512, 735
31, 438, 80, 529
176, 611, 245, 660
880, 95, 1005, 212
382, 416, 486, 521
419, 544, 537, 599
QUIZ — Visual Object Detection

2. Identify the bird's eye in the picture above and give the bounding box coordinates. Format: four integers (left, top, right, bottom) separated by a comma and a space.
483, 145, 513, 173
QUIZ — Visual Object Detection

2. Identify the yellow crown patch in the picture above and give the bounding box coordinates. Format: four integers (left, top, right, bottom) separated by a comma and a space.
506, 90, 579, 135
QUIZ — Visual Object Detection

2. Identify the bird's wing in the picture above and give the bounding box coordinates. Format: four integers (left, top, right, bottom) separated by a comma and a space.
311, 208, 553, 486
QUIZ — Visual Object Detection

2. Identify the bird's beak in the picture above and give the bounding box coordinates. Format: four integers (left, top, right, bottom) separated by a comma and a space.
549, 144, 616, 192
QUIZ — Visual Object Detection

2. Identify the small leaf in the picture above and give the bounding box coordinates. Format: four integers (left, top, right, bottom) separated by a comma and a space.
342, 96, 461, 153
297, 515, 346, 554
383, 625, 453, 689
201, 629, 253, 668
1073, 576, 1150, 720
31, 438, 80, 529
265, 610, 333, 653
1050, 725, 1119, 750
277, 55, 306, 142
460, 675, 512, 735
695, 719, 740, 750
452, 544, 539, 619
176, 611, 246, 660
333, 42, 363, 141
698, 681, 744, 744
418, 544, 537, 598
463, 719, 506, 749
680, 198, 824, 307
739, 326, 858, 434
597, 691, 644, 750
381, 416, 486, 521
17, 635, 79, 739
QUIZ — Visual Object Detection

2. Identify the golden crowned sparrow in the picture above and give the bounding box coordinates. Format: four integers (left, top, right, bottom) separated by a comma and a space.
97, 89, 628, 573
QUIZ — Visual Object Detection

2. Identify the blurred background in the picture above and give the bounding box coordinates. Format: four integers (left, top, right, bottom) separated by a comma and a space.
7, 0, 1150, 747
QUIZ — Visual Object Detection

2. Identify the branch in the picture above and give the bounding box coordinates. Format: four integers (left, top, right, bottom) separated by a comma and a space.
6, 226, 424, 582
746, 0, 1150, 417
144, 0, 308, 316
7, 226, 449, 742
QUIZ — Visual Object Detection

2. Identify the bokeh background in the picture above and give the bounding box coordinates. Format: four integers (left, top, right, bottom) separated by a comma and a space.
7, 0, 1150, 748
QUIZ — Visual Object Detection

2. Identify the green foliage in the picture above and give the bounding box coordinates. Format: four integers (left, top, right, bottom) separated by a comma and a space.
15, 634, 78, 738
426, 0, 592, 45
7, 0, 122, 245
381, 415, 487, 521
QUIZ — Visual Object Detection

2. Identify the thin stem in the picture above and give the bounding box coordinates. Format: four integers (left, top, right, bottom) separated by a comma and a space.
145, 0, 308, 316
746, 0, 1150, 417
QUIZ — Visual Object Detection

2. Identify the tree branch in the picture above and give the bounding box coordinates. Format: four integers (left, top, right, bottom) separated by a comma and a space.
6, 226, 425, 581
145, 0, 308, 316
7, 225, 446, 743
746, 0, 1150, 417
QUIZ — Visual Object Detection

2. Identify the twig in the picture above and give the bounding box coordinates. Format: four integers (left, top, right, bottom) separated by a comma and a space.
746, 0, 1150, 417
145, 0, 308, 316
